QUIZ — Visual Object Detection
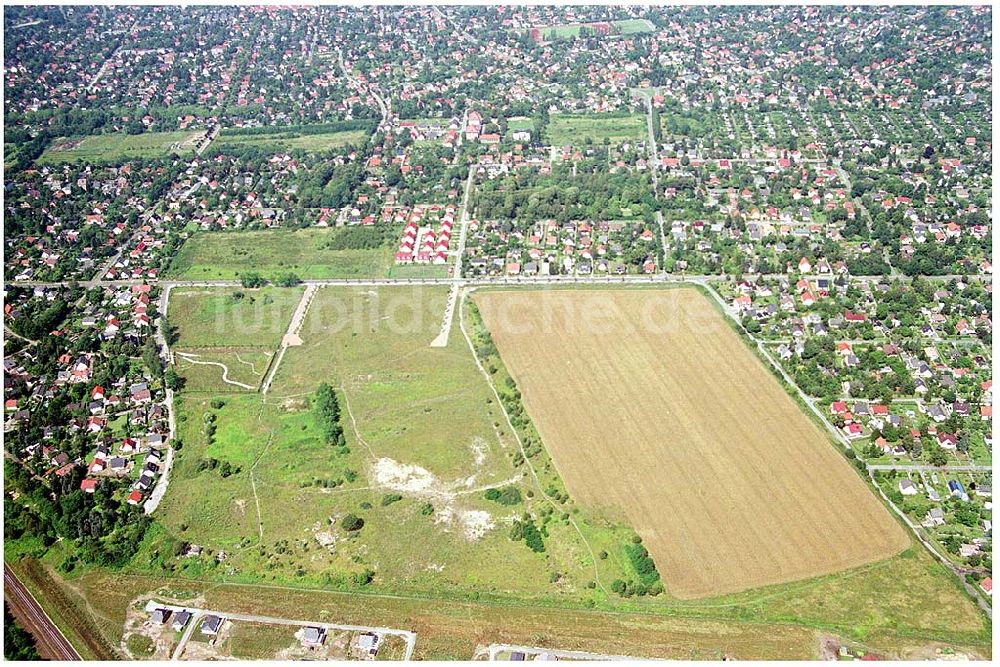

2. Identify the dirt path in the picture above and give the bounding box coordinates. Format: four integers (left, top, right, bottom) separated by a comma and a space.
457, 287, 608, 594
262, 285, 319, 394
249, 433, 275, 540
338, 384, 377, 460
175, 351, 256, 390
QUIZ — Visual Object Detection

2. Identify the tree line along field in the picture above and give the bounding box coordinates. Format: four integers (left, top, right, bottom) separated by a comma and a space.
36, 130, 204, 164
545, 112, 646, 147
473, 287, 911, 600
166, 228, 396, 281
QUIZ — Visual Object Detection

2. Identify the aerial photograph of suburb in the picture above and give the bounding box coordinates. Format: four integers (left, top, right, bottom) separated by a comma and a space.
1, 2, 993, 663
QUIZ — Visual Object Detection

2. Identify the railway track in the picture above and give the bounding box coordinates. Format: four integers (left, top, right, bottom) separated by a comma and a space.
3, 564, 81, 661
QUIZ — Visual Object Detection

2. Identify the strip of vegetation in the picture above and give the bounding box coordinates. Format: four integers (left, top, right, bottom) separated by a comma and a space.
325, 224, 396, 250
4, 604, 41, 660
314, 383, 347, 449
623, 537, 664, 587
220, 120, 374, 137
196, 457, 241, 478
239, 271, 302, 288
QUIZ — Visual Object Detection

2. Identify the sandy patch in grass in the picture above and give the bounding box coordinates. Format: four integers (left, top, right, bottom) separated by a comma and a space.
371, 457, 497, 541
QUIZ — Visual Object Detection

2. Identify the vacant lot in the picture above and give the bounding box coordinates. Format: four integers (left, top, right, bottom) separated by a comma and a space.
19, 558, 990, 662
168, 286, 302, 391
37, 130, 203, 164
531, 19, 655, 39
174, 348, 273, 392
167, 229, 394, 280
170, 286, 304, 349
153, 285, 629, 601
475, 288, 910, 599
214, 128, 367, 154
546, 113, 645, 146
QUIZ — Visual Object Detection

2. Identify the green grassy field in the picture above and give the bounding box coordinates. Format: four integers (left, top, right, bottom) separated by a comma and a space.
385, 263, 450, 279
167, 286, 302, 392
167, 229, 395, 281
546, 113, 646, 146
531, 19, 654, 39
169, 286, 304, 349
37, 130, 203, 164
214, 128, 367, 154
150, 285, 633, 602
174, 348, 273, 392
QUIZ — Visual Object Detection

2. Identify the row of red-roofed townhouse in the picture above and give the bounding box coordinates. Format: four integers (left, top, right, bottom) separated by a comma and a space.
394, 204, 456, 265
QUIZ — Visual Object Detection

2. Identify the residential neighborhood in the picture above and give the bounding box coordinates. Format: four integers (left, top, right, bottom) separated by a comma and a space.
2, 4, 992, 663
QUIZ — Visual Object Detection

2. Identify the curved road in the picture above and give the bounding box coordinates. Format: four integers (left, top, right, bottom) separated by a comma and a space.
4, 565, 81, 660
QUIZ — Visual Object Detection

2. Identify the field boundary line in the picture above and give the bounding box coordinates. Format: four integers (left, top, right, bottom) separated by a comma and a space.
339, 383, 377, 460
249, 432, 275, 540
458, 286, 608, 597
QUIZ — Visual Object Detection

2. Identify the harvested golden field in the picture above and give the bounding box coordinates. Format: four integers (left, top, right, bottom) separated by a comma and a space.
474, 288, 910, 599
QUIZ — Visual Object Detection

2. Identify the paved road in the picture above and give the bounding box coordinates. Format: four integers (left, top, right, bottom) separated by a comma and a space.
143, 284, 176, 515
643, 93, 659, 191
195, 124, 220, 156
3, 565, 82, 660
155, 600, 416, 660
867, 464, 992, 473
431, 166, 477, 346
15, 271, 990, 291
338, 48, 389, 134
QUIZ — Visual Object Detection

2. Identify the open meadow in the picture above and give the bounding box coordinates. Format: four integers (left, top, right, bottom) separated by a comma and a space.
151, 285, 633, 601
169, 286, 305, 349
546, 113, 646, 146
168, 286, 304, 391
474, 288, 911, 599
37, 130, 204, 164
167, 229, 395, 281
213, 127, 368, 154
530, 19, 655, 39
